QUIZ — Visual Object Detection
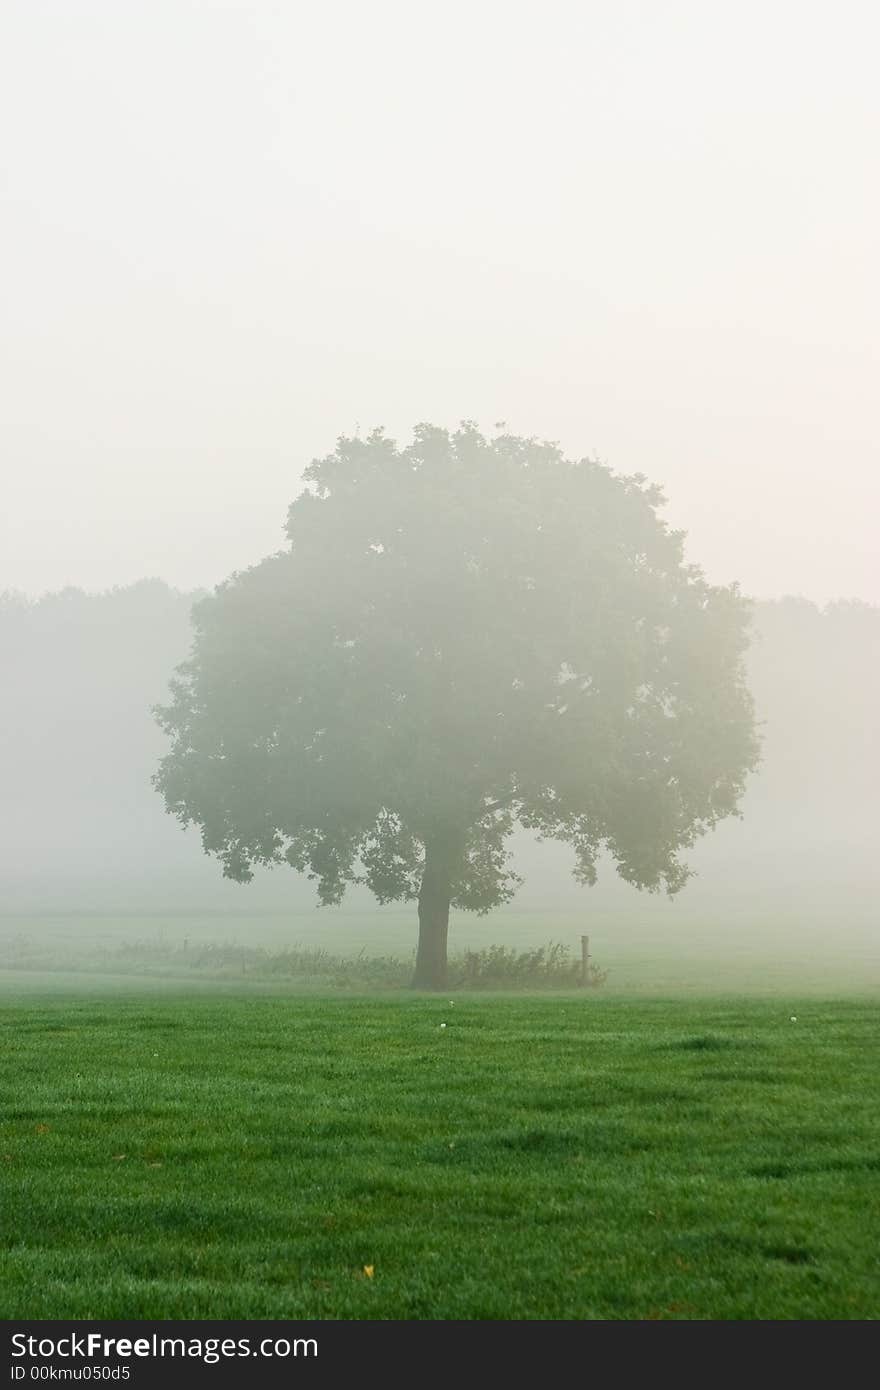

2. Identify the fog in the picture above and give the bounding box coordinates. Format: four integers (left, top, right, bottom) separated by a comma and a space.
1, 4, 878, 985
1, 1, 878, 603
1, 584, 877, 938
5, 10, 880, 1342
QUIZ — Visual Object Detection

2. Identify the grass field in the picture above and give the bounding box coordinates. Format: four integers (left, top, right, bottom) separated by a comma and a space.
1, 987, 878, 1319
3, 906, 879, 994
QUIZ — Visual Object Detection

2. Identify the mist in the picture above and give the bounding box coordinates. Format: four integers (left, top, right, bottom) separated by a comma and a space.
3, 5, 880, 1333
1, 575, 877, 989
1, 1, 878, 606
1, 4, 878, 985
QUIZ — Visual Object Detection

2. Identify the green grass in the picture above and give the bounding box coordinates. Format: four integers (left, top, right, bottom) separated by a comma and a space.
1, 990, 878, 1319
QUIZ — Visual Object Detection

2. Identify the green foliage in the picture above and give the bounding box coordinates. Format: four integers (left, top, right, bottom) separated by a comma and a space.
452, 942, 607, 988
154, 424, 758, 924
2, 932, 602, 991
2, 994, 878, 1319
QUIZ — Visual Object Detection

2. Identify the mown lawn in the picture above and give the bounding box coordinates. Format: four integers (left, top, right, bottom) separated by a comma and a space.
1, 992, 878, 1319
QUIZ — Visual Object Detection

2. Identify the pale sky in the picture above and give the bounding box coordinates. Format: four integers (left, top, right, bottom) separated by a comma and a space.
1, 0, 878, 602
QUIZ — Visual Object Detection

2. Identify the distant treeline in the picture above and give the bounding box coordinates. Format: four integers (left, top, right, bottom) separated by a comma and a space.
1, 581, 877, 918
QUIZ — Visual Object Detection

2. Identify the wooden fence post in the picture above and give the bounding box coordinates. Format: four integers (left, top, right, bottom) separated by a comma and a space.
581, 934, 590, 987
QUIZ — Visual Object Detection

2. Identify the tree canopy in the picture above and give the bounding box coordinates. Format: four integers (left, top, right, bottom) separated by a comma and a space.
154, 423, 758, 987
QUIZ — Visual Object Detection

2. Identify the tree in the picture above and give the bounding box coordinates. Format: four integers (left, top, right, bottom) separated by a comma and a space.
154, 423, 759, 988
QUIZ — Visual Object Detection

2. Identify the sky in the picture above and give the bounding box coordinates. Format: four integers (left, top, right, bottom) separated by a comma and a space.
1, 0, 878, 603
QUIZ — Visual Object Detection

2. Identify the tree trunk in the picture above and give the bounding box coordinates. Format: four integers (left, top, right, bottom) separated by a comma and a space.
411, 833, 457, 990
